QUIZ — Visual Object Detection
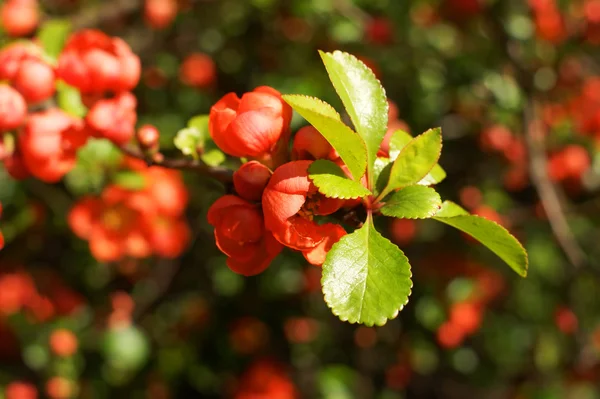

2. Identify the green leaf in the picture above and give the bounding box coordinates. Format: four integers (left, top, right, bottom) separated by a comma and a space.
174, 127, 203, 159
113, 171, 146, 190
319, 51, 388, 184
201, 141, 226, 167
373, 157, 392, 195
380, 128, 442, 199
380, 186, 442, 219
308, 160, 371, 199
322, 218, 412, 326
37, 19, 71, 60
433, 201, 528, 277
282, 94, 367, 180
419, 164, 447, 186
174, 115, 211, 159
388, 130, 413, 160
56, 81, 87, 118
388, 129, 447, 186
187, 115, 210, 140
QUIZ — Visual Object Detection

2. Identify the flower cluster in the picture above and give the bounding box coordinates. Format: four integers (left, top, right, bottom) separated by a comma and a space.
68, 161, 190, 262
0, 0, 39, 38
207, 86, 356, 275
0, 29, 143, 184
235, 359, 298, 399
58, 29, 141, 145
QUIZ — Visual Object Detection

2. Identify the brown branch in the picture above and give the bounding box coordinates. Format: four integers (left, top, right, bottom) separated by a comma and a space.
524, 101, 587, 268
119, 144, 233, 183
70, 0, 143, 30
484, 5, 587, 268
132, 258, 181, 321
331, 0, 371, 25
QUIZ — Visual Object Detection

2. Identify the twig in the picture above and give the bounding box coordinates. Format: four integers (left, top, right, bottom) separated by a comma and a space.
524, 101, 587, 267
484, 5, 587, 268
132, 258, 181, 321
119, 144, 233, 183
70, 0, 143, 30
331, 0, 371, 25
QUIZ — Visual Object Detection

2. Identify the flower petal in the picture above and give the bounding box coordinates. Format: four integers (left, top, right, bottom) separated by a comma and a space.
302, 223, 346, 266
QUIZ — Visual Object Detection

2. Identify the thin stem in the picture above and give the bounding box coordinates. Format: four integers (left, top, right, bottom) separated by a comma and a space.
523, 102, 587, 268
119, 144, 233, 183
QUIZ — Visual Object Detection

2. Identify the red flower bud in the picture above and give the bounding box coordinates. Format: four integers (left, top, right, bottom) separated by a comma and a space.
57, 29, 141, 94
49, 328, 78, 357
5, 381, 38, 399
136, 124, 160, 149
365, 17, 393, 45
233, 161, 272, 202
19, 108, 88, 182
0, 0, 39, 37
144, 0, 178, 30
86, 92, 137, 145
3, 150, 31, 180
179, 52, 216, 89
262, 161, 345, 266
0, 42, 43, 81
0, 85, 27, 132
209, 86, 292, 158
208, 195, 282, 275
12, 58, 56, 103
292, 126, 338, 161
149, 216, 191, 258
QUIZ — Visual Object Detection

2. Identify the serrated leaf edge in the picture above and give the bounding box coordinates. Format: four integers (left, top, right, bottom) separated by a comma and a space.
433, 201, 529, 277
321, 221, 414, 326
380, 192, 442, 219
384, 128, 443, 196
282, 94, 343, 121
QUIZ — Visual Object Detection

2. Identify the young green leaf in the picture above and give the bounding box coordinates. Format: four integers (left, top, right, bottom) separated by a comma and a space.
388, 130, 413, 160
174, 127, 203, 159
380, 186, 442, 219
319, 51, 388, 186
56, 81, 87, 118
379, 128, 442, 199
37, 19, 71, 60
433, 201, 528, 277
283, 94, 367, 180
174, 115, 210, 159
322, 218, 412, 326
389, 129, 447, 186
308, 160, 371, 199
373, 157, 392, 195
419, 164, 447, 186
113, 170, 146, 190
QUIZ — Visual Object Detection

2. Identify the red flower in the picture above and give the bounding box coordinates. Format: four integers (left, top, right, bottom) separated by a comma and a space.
5, 381, 38, 399
57, 29, 141, 94
68, 167, 190, 261
144, 0, 178, 30
19, 108, 88, 182
179, 52, 216, 89
0, 0, 39, 38
291, 126, 338, 161
85, 92, 137, 144
12, 57, 55, 103
235, 359, 299, 399
0, 42, 55, 104
0, 85, 27, 132
208, 195, 282, 276
233, 161, 272, 202
209, 86, 292, 159
262, 161, 346, 266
